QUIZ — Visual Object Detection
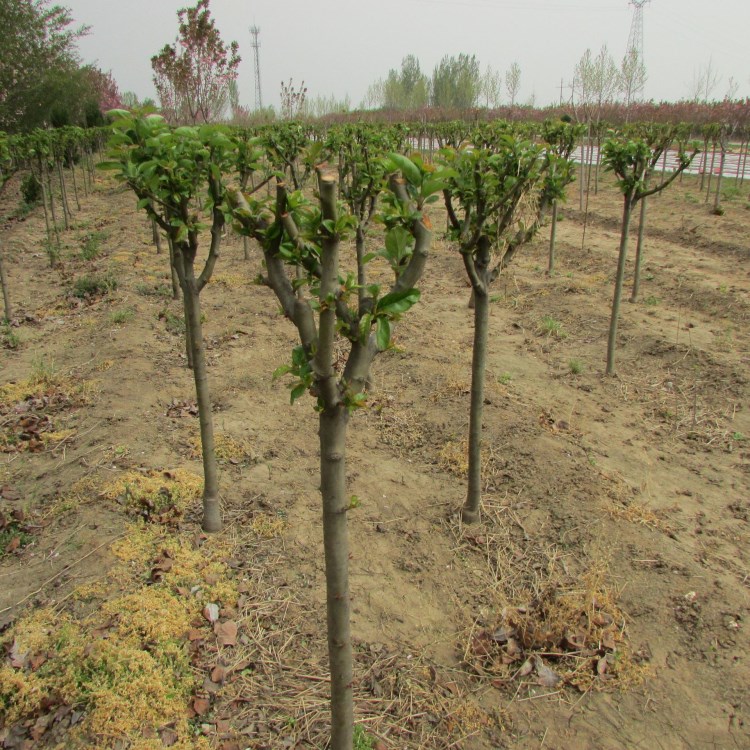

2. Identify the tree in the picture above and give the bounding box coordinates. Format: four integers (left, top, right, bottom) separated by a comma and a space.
230, 151, 444, 748
0, 0, 89, 132
505, 61, 521, 106
151, 0, 240, 124
431, 54, 481, 109
279, 78, 307, 120
619, 48, 647, 112
102, 112, 244, 532
381, 55, 430, 110
602, 127, 696, 375
689, 58, 721, 103
480, 64, 502, 108
442, 127, 571, 521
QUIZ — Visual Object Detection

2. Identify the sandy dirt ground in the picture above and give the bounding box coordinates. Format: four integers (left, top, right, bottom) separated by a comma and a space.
0, 162, 748, 749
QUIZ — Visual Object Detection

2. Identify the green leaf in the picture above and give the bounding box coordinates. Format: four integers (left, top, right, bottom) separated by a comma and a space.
376, 317, 391, 350
96, 161, 123, 171
290, 383, 307, 403
387, 153, 421, 187
272, 364, 292, 380
376, 288, 420, 315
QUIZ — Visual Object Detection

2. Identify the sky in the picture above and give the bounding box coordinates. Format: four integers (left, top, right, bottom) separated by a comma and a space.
63, 0, 750, 110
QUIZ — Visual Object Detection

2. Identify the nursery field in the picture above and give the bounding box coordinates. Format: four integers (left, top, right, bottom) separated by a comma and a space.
0, 167, 748, 749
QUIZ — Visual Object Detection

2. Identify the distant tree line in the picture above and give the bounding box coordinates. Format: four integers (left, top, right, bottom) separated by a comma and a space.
362, 54, 525, 111
0, 0, 122, 132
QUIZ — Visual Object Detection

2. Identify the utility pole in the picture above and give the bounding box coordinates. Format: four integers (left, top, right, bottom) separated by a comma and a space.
250, 25, 263, 111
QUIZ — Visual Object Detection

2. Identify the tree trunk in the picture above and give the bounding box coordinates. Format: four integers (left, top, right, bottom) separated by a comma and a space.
180, 261, 221, 533
462, 280, 489, 523
56, 159, 70, 229
243, 236, 250, 261
704, 143, 716, 202
606, 194, 635, 375
167, 236, 181, 301
151, 218, 163, 255
713, 147, 726, 213
319, 404, 353, 750
630, 197, 647, 303
547, 200, 558, 275
45, 169, 61, 256
0, 239, 11, 322
70, 159, 81, 210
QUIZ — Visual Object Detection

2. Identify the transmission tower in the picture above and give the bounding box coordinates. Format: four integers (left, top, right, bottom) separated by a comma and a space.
250, 25, 263, 111
625, 0, 649, 102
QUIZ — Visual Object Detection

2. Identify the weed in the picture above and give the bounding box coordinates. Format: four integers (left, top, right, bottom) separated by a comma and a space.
0, 523, 33, 556
136, 281, 173, 298
497, 372, 512, 385
109, 307, 135, 325
80, 231, 107, 261
353, 724, 375, 749
30, 355, 57, 384
20, 173, 42, 205
43, 238, 59, 267
711, 206, 725, 216
159, 309, 185, 335
732, 432, 745, 442
722, 185, 741, 201
684, 192, 699, 204
644, 295, 659, 306
538, 315, 566, 338
568, 358, 584, 375
644, 272, 654, 281
71, 272, 118, 300
1, 324, 20, 350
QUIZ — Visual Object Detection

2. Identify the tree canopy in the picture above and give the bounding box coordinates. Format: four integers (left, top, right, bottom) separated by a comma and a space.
151, 0, 240, 124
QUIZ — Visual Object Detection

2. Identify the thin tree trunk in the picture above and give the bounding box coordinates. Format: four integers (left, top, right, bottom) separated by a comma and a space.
0, 239, 11, 322
56, 159, 70, 229
699, 142, 708, 192
167, 236, 181, 301
151, 218, 163, 255
713, 147, 726, 213
319, 404, 353, 750
739, 139, 748, 186
462, 282, 489, 523
179, 260, 221, 533
69, 158, 81, 210
45, 168, 61, 256
705, 143, 716, 202
630, 197, 647, 303
606, 194, 635, 375
547, 200, 558, 275
243, 236, 250, 260
316, 178, 354, 749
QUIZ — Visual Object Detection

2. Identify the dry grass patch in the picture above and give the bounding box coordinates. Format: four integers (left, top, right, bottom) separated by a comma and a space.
0, 520, 242, 749
453, 499, 649, 695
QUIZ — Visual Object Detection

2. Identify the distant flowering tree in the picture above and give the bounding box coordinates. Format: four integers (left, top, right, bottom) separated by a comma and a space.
151, 0, 240, 124
86, 67, 122, 113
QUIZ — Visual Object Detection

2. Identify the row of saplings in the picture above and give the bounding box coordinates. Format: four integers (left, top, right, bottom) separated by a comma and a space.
97, 112, 694, 749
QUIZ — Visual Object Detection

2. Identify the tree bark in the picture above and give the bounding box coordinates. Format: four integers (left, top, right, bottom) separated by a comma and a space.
178, 256, 221, 533
547, 200, 558, 275
319, 404, 353, 750
0, 239, 11, 322
606, 194, 635, 375
713, 146, 726, 213
56, 159, 70, 229
630, 197, 647, 303
151, 218, 163, 255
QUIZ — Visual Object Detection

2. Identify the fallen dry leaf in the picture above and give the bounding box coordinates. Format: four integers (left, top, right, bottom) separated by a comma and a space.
203, 603, 220, 624
215, 620, 238, 647
193, 696, 211, 716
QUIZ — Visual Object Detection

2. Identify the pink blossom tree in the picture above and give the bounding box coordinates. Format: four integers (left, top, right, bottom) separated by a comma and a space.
151, 0, 240, 124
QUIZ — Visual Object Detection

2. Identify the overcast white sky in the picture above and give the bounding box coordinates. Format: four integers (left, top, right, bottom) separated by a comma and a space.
64, 0, 749, 109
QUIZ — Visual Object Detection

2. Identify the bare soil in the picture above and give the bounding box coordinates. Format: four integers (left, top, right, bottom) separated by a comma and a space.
0, 166, 748, 749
